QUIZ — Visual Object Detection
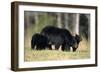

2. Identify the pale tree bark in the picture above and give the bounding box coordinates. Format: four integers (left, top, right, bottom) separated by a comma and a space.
34, 12, 38, 32
25, 12, 30, 28
24, 12, 31, 48
34, 12, 38, 25
75, 13, 80, 35
71, 13, 80, 35
64, 13, 69, 29
57, 13, 62, 28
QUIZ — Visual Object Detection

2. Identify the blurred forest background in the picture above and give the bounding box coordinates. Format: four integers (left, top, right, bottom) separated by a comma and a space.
24, 11, 90, 61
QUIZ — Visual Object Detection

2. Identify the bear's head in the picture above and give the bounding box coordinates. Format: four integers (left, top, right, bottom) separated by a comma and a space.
72, 34, 82, 52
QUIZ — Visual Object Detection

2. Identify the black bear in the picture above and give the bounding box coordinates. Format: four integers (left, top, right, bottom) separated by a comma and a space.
41, 26, 64, 50
41, 26, 81, 52
31, 33, 50, 50
59, 28, 82, 52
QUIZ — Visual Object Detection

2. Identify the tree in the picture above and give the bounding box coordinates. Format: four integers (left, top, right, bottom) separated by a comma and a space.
68, 13, 80, 35
63, 13, 69, 29
34, 12, 39, 32
57, 13, 62, 28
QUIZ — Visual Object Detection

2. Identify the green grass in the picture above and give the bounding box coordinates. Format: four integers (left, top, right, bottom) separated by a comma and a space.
24, 48, 90, 62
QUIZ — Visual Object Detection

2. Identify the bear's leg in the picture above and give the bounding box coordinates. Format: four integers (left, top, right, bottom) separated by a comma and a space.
72, 47, 77, 52
55, 44, 60, 50
37, 45, 44, 50
66, 46, 70, 51
62, 44, 65, 51
31, 43, 35, 50
47, 44, 52, 50
64, 44, 70, 51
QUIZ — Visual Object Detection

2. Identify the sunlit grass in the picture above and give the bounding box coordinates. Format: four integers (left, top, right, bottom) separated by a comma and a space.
24, 45, 90, 62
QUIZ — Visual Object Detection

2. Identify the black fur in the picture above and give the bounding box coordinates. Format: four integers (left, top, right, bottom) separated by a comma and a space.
41, 26, 81, 52
31, 33, 50, 50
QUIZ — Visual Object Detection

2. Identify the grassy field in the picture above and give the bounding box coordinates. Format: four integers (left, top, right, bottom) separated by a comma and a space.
24, 38, 90, 62
24, 49, 90, 62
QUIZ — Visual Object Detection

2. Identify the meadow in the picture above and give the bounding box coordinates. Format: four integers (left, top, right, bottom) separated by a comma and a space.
24, 37, 90, 61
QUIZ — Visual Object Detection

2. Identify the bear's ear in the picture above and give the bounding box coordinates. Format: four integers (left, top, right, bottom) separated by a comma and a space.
75, 34, 82, 41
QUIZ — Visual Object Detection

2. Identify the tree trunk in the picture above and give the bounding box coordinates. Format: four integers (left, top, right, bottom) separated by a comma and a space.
57, 13, 62, 28
34, 12, 38, 32
64, 13, 69, 29
71, 13, 80, 35
25, 12, 30, 28
34, 12, 38, 25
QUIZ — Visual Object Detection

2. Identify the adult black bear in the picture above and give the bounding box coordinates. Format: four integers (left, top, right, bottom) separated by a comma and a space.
41, 26, 64, 50
41, 26, 81, 52
59, 28, 82, 52
31, 33, 50, 50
